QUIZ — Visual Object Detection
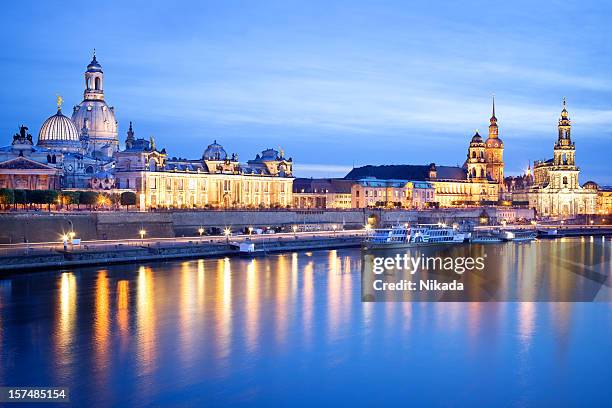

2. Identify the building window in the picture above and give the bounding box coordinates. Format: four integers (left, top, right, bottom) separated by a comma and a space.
563, 176, 568, 186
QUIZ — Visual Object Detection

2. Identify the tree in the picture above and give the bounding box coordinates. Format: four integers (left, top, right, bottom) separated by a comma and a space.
120, 191, 137, 210
0, 189, 14, 208
14, 190, 27, 208
109, 193, 121, 209
64, 191, 80, 209
79, 191, 98, 209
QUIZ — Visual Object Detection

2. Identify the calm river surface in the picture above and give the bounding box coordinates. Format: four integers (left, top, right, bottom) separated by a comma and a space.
1, 238, 612, 407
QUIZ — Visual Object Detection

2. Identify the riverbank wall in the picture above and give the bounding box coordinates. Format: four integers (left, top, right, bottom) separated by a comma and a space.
0, 207, 534, 244
0, 236, 362, 274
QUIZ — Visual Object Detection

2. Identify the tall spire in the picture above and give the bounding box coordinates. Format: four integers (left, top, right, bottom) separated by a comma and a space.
488, 93, 499, 139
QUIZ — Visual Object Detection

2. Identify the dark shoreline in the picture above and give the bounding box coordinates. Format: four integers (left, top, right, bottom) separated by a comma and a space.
0, 236, 362, 276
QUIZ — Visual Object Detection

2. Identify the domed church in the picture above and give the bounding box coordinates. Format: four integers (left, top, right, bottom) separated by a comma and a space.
0, 51, 295, 206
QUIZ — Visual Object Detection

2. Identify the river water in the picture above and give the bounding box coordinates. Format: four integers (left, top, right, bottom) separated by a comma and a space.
1, 238, 611, 406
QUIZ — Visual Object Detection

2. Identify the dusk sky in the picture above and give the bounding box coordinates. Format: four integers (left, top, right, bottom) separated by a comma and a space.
1, 0, 611, 183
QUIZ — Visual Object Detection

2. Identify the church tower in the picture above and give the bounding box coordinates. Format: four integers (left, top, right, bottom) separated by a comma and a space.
484, 95, 504, 189
466, 130, 487, 181
71, 51, 119, 159
549, 98, 579, 189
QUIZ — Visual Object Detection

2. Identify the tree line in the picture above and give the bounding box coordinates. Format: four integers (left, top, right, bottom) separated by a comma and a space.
0, 189, 138, 211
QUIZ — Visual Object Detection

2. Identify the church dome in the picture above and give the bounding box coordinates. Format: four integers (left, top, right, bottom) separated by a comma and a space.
470, 131, 483, 144
87, 54, 103, 73
72, 101, 118, 141
485, 137, 504, 148
202, 140, 227, 160
37, 109, 81, 150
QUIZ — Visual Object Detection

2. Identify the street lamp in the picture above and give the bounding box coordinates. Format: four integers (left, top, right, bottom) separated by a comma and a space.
198, 227, 204, 242
292, 225, 298, 237
223, 227, 231, 243
248, 226, 253, 236
62, 234, 68, 251
139, 229, 146, 244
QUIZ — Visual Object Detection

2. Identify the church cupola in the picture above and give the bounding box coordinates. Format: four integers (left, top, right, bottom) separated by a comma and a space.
84, 50, 104, 101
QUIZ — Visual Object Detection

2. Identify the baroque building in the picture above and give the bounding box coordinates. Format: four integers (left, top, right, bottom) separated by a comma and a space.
0, 52, 294, 208
512, 99, 597, 217
115, 126, 293, 209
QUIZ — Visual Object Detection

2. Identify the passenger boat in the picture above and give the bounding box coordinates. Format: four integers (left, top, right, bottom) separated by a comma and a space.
363, 224, 466, 250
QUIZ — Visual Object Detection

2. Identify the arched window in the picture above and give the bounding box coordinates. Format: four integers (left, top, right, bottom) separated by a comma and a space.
86, 166, 94, 174
563, 176, 568, 186
95, 77, 101, 90
51, 155, 56, 164
47, 154, 51, 163
472, 151, 476, 158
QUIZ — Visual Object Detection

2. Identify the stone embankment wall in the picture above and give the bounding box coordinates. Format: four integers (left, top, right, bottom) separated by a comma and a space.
0, 236, 363, 273
0, 207, 534, 244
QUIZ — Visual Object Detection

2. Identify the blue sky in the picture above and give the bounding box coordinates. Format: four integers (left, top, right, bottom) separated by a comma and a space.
1, 0, 611, 182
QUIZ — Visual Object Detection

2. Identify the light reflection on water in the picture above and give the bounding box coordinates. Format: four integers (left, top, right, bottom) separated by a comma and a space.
0, 239, 611, 406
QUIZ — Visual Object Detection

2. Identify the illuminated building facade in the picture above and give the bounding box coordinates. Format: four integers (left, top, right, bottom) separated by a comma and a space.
115, 129, 293, 209
512, 100, 597, 217
292, 178, 353, 209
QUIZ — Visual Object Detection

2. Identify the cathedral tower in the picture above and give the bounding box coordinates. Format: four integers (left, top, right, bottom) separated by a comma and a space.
484, 95, 504, 188
549, 98, 579, 189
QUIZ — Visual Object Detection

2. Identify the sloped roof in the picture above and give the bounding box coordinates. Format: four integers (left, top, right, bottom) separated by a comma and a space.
344, 164, 467, 181
293, 178, 354, 194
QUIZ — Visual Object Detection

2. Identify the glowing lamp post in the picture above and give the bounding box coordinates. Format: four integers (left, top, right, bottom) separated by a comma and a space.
292, 225, 298, 237
248, 227, 253, 236
62, 234, 69, 251
139, 229, 146, 244
223, 228, 231, 243
198, 227, 204, 242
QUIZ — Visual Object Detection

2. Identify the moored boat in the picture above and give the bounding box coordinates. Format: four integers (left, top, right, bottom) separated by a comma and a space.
363, 224, 466, 250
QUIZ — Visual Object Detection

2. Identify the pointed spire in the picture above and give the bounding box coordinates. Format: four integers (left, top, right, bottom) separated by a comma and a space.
492, 93, 496, 118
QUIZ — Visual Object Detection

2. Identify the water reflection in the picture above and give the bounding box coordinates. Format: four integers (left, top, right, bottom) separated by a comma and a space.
117, 280, 129, 349
1, 239, 611, 406
137, 266, 156, 376
94, 271, 110, 382
55, 272, 76, 383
